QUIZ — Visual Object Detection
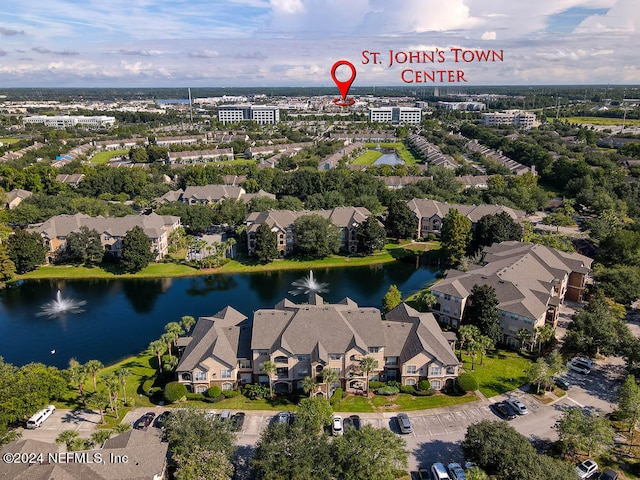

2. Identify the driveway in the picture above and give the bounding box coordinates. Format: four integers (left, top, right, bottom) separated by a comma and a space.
18, 408, 102, 444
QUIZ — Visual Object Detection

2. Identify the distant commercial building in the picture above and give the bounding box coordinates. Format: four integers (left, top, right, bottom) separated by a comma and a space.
218, 105, 280, 124
23, 115, 116, 129
369, 107, 422, 125
481, 110, 537, 128
437, 101, 486, 111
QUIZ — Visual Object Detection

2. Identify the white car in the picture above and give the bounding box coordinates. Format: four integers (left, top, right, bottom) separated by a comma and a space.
332, 415, 343, 436
507, 398, 529, 415
576, 459, 598, 479
567, 359, 591, 375
574, 356, 594, 368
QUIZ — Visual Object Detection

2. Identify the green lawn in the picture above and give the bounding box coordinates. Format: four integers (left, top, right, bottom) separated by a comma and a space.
352, 149, 383, 165
0, 137, 23, 145
15, 263, 203, 280
460, 349, 534, 398
89, 149, 129, 165
334, 391, 477, 413
364, 142, 420, 165
562, 116, 640, 127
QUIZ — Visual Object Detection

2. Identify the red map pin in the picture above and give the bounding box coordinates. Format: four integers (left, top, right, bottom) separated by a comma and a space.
331, 60, 356, 106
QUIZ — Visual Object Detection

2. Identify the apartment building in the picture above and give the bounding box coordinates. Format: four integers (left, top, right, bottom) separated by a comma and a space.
218, 105, 280, 124
369, 107, 422, 124
23, 115, 116, 129
481, 110, 537, 129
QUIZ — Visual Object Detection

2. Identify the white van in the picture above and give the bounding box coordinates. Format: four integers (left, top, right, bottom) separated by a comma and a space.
26, 405, 56, 429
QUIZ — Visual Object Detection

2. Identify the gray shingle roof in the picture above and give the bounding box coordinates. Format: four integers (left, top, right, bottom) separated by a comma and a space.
245, 207, 373, 234
407, 198, 524, 223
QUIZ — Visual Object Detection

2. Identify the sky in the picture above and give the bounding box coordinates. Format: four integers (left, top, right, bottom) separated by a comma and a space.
0, 0, 638, 88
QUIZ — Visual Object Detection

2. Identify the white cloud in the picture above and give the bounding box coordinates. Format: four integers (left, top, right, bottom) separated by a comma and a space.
482, 31, 497, 40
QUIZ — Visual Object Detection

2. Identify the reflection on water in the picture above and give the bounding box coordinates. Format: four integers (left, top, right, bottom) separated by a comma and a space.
0, 262, 439, 368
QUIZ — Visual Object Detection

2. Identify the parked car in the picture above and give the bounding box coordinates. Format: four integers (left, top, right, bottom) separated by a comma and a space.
220, 410, 232, 422
573, 356, 594, 368
576, 459, 599, 479
431, 462, 452, 480
506, 398, 529, 415
447, 462, 466, 480
396, 412, 412, 434
332, 415, 343, 436
554, 377, 571, 390
567, 359, 591, 375
598, 468, 618, 480
134, 412, 156, 430
154, 411, 170, 429
417, 468, 430, 480
492, 401, 517, 420
276, 411, 290, 424
349, 414, 361, 431
231, 412, 245, 431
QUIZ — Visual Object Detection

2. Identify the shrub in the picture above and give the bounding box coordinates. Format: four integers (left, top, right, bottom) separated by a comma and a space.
222, 389, 241, 398
164, 381, 187, 403
456, 373, 478, 392
203, 395, 224, 403
368, 381, 385, 390
243, 383, 270, 400
387, 380, 401, 389
375, 386, 399, 396
414, 388, 437, 396
206, 386, 222, 398
186, 393, 205, 401
400, 385, 416, 394
418, 379, 431, 391
142, 378, 155, 396
330, 388, 343, 406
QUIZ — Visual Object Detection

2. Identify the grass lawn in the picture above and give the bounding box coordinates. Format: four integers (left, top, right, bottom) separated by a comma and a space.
334, 391, 477, 413
352, 149, 383, 165
15, 263, 203, 280
0, 137, 23, 145
460, 349, 533, 399
89, 149, 129, 165
364, 142, 420, 165
561, 116, 640, 127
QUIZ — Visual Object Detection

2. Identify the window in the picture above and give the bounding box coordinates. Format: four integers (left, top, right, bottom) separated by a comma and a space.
385, 357, 398, 366
386, 370, 397, 380
194, 372, 206, 381
297, 368, 308, 378
222, 383, 233, 391
406, 365, 417, 374
296, 354, 309, 361
405, 378, 416, 386
195, 385, 208, 393
431, 380, 442, 390
444, 294, 451, 301
329, 354, 342, 361
430, 366, 442, 376
256, 350, 269, 356
239, 359, 251, 369
221, 369, 232, 379
446, 366, 456, 375
368, 347, 380, 354
274, 356, 288, 364
332, 367, 341, 375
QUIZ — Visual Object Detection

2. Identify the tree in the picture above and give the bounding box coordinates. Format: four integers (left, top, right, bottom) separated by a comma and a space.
180, 315, 195, 333
473, 212, 522, 249
148, 339, 165, 373
161, 333, 175, 360
554, 408, 614, 456
103, 372, 120, 417
517, 328, 533, 352
415, 291, 437, 312
301, 375, 317, 397
174, 447, 234, 480
462, 284, 501, 344
332, 425, 409, 480
293, 214, 341, 257
120, 225, 154, 273
458, 324, 481, 359
528, 357, 551, 392
295, 396, 334, 433
90, 429, 113, 448
68, 359, 88, 403
0, 244, 16, 282
382, 284, 402, 312
355, 216, 386, 254
534, 324, 555, 356
115, 368, 130, 405
261, 360, 277, 398
465, 466, 490, 480
441, 208, 472, 266
254, 223, 278, 263
164, 409, 236, 460
617, 374, 640, 443
384, 200, 417, 239
322, 367, 339, 398
84, 359, 103, 393
6, 229, 46, 274
359, 356, 379, 396
477, 335, 494, 366
56, 430, 80, 450
64, 226, 103, 264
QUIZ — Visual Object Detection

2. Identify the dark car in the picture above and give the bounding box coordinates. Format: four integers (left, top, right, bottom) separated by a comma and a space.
492, 401, 517, 420
342, 416, 352, 431
231, 412, 245, 431
349, 414, 361, 431
554, 377, 571, 390
134, 412, 156, 430
598, 468, 618, 480
396, 413, 412, 434
417, 468, 430, 480
154, 411, 170, 429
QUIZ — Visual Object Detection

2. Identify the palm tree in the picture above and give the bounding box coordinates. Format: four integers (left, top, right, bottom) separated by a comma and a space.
467, 338, 481, 371
477, 335, 494, 366
56, 430, 79, 450
148, 339, 166, 374
417, 291, 437, 312
114, 422, 131, 433
535, 324, 555, 356
261, 360, 277, 398
301, 376, 317, 397
68, 359, 88, 404
322, 367, 339, 398
181, 315, 195, 333
85, 359, 104, 392
359, 356, 379, 396
86, 391, 110, 425
115, 368, 130, 405
517, 329, 532, 352
458, 325, 480, 359
161, 333, 175, 360
90, 429, 113, 448
164, 321, 184, 350
104, 373, 120, 417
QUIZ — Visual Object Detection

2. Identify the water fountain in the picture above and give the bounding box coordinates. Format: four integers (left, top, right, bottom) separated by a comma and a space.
289, 270, 329, 299
36, 290, 87, 318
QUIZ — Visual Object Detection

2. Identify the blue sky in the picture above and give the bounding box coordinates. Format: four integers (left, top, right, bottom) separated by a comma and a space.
0, 0, 637, 87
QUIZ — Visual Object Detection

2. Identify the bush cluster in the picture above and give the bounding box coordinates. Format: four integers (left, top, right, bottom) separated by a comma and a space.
456, 373, 479, 392
399, 385, 416, 394
375, 386, 399, 396
417, 379, 431, 391
206, 385, 222, 398
330, 387, 343, 406
164, 381, 187, 403
222, 389, 241, 398
368, 381, 385, 390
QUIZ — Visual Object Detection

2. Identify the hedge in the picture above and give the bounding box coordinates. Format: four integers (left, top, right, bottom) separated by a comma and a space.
330, 388, 343, 406
186, 392, 205, 401
456, 373, 479, 392
207, 385, 222, 398
164, 381, 188, 403
418, 379, 431, 391
222, 389, 241, 398
369, 381, 385, 390
375, 386, 399, 396
399, 385, 416, 394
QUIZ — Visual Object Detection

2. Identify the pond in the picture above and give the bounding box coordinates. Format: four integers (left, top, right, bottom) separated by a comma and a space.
0, 262, 438, 368
372, 149, 404, 165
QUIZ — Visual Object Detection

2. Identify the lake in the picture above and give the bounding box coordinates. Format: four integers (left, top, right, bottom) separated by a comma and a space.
0, 262, 438, 368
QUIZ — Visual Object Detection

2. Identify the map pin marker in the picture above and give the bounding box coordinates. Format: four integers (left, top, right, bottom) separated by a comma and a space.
331, 60, 356, 106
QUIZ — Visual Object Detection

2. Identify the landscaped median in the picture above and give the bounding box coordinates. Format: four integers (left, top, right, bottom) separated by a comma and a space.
13, 243, 424, 281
